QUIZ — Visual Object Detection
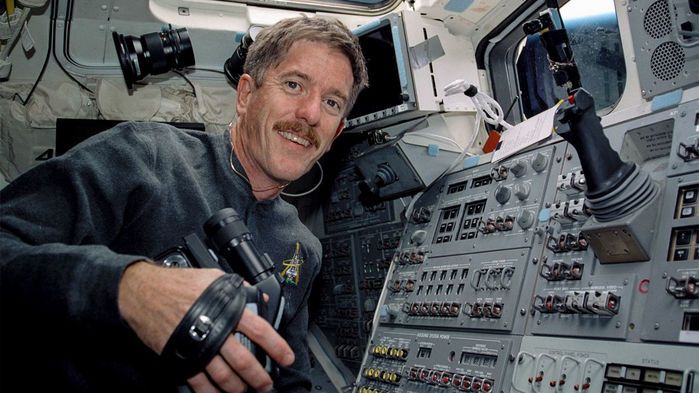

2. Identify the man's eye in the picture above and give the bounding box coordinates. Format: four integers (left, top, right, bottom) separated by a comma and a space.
285, 81, 300, 90
325, 99, 343, 113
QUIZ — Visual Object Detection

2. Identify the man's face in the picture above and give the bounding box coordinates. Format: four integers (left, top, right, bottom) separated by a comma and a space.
235, 39, 353, 184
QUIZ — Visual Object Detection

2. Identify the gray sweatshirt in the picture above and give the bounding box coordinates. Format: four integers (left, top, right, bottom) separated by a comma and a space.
0, 121, 320, 392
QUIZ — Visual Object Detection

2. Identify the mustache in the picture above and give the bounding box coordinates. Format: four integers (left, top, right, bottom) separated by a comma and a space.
273, 121, 319, 149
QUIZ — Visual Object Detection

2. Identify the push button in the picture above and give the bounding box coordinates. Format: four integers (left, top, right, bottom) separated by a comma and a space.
676, 230, 692, 245
674, 248, 689, 260
681, 207, 695, 218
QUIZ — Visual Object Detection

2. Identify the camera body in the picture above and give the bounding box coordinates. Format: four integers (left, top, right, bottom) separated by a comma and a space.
156, 209, 285, 374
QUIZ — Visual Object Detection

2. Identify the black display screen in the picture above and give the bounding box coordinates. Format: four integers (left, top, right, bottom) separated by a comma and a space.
347, 22, 404, 120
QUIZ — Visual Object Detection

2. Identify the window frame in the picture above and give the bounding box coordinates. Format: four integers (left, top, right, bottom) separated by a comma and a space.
219, 0, 403, 16
482, 0, 627, 124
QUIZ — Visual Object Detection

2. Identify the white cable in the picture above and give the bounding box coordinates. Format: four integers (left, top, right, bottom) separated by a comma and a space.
281, 161, 324, 197
403, 113, 481, 221
444, 79, 512, 130
402, 131, 464, 152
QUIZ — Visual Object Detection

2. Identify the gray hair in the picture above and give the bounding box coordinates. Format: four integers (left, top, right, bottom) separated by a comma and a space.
243, 16, 368, 116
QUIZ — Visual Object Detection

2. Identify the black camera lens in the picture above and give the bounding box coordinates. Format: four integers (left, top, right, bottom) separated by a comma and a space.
204, 208, 275, 284
112, 27, 195, 89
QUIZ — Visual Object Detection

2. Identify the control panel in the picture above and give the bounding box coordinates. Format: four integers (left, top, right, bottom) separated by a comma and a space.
323, 165, 395, 235
353, 103, 699, 392
313, 153, 407, 377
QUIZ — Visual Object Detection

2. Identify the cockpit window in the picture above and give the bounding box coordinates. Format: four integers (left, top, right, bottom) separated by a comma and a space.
223, 0, 401, 15
515, 0, 625, 118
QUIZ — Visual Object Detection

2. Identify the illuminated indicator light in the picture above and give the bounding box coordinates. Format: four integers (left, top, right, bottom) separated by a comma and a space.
625, 367, 641, 380
666, 372, 683, 386
644, 370, 661, 383
606, 365, 622, 378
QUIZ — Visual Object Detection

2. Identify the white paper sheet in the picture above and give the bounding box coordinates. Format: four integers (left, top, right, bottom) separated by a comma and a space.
492, 102, 561, 162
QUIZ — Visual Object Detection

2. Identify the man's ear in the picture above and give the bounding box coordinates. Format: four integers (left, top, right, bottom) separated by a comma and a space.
333, 119, 345, 140
324, 120, 345, 153
235, 74, 255, 116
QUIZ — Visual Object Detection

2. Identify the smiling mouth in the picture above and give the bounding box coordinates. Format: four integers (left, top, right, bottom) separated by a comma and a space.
279, 131, 312, 147
273, 120, 319, 149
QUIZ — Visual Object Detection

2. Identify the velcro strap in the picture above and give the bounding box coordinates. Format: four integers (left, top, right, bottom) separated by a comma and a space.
161, 273, 246, 379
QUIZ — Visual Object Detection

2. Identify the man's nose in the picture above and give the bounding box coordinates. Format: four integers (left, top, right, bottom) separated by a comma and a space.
295, 93, 322, 127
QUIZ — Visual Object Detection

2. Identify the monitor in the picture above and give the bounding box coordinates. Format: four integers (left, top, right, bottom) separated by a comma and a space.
347, 11, 475, 132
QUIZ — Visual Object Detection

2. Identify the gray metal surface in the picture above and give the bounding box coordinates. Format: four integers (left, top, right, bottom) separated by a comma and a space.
626, 0, 699, 99
353, 99, 699, 392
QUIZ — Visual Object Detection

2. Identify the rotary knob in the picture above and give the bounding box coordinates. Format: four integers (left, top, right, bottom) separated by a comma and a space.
517, 209, 535, 229
495, 184, 511, 204
411, 229, 427, 245
532, 152, 548, 172
511, 160, 528, 177
514, 183, 531, 201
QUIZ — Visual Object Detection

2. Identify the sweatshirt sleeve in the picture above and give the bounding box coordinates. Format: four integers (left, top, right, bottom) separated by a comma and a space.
0, 122, 159, 334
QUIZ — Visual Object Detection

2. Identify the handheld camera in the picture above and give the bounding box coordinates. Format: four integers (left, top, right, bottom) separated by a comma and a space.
156, 208, 285, 374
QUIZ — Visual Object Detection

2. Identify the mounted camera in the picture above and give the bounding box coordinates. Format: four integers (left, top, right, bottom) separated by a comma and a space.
112, 24, 262, 91
112, 25, 195, 90
223, 25, 263, 89
156, 208, 285, 375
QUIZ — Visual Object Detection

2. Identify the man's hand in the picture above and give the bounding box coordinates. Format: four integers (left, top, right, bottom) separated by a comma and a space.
118, 261, 295, 392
